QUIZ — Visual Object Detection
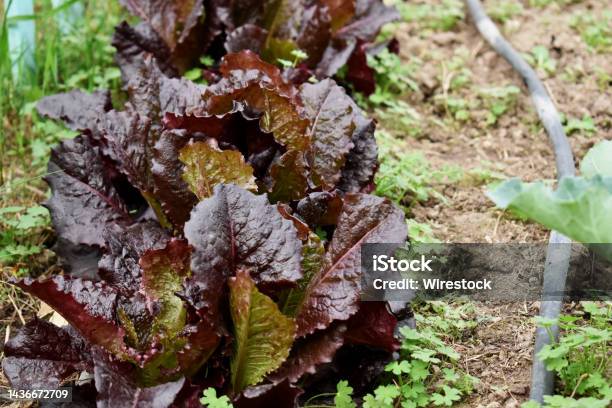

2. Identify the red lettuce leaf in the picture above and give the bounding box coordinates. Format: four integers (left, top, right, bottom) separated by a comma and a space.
344, 302, 399, 353
267, 150, 309, 202
345, 39, 376, 95
269, 323, 346, 383
13, 276, 127, 355
296, 191, 344, 227
2, 319, 91, 390
203, 51, 309, 152
322, 0, 355, 32
295, 194, 407, 337
139, 239, 220, 377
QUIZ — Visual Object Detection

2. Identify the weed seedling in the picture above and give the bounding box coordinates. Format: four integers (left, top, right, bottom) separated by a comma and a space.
487, 1, 524, 24
397, 0, 465, 32
375, 100, 423, 138
564, 115, 597, 135
478, 85, 520, 126
570, 11, 612, 53
366, 49, 419, 107
323, 300, 479, 407
525, 45, 557, 76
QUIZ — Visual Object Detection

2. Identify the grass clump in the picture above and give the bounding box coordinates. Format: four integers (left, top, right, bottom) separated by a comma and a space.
0, 0, 124, 272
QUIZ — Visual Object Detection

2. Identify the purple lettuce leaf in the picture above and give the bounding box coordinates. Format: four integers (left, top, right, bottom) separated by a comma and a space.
2, 319, 91, 390
300, 78, 355, 189
51, 237, 103, 279
316, 0, 400, 78
295, 194, 407, 337
184, 184, 302, 319
93, 347, 185, 408
44, 135, 133, 248
112, 21, 177, 84
98, 221, 171, 293
125, 56, 206, 119
118, 0, 206, 73
345, 39, 376, 95
336, 0, 400, 41
225, 24, 267, 55
296, 3, 332, 68
96, 110, 155, 193
151, 129, 202, 227
337, 101, 377, 193
36, 89, 112, 131
344, 302, 399, 353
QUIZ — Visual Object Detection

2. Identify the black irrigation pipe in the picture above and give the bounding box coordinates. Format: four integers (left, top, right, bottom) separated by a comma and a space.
464, 0, 576, 403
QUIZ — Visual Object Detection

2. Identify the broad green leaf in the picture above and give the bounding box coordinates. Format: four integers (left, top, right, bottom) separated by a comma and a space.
542, 395, 610, 408
431, 385, 461, 406
335, 380, 356, 408
180, 141, 256, 200
364, 385, 400, 407
581, 140, 612, 178
200, 388, 234, 408
409, 360, 429, 381
487, 176, 612, 243
229, 270, 296, 393
385, 360, 411, 375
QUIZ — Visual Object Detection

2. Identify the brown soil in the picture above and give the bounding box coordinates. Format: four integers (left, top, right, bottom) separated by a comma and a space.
385, 0, 611, 244
379, 0, 611, 406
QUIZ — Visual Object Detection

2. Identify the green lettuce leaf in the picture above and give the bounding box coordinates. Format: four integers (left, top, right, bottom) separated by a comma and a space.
180, 141, 257, 199
229, 270, 296, 393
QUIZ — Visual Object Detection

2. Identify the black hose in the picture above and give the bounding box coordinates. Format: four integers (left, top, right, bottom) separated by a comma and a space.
463, 0, 576, 403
